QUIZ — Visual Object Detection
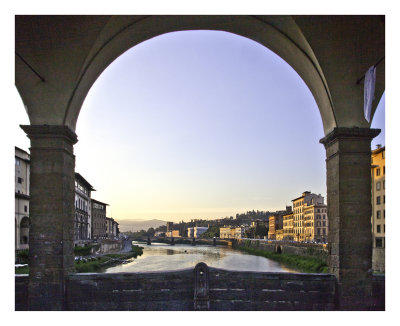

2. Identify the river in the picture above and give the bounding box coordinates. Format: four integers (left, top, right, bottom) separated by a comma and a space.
105, 241, 297, 273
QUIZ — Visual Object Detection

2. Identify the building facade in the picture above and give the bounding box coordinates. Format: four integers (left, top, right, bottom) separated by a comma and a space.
283, 212, 294, 241
15, 147, 30, 250
91, 199, 108, 240
220, 226, 245, 239
74, 173, 94, 245
292, 191, 325, 242
166, 230, 180, 238
303, 204, 328, 243
275, 229, 284, 241
371, 145, 385, 272
268, 216, 277, 240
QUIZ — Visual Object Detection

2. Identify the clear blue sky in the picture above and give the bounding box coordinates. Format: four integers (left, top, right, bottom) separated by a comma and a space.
12, 30, 385, 222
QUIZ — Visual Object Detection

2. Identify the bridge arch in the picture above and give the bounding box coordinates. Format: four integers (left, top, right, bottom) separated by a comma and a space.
62, 16, 336, 134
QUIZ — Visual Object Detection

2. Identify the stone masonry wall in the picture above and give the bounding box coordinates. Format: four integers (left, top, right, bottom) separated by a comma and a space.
372, 248, 385, 273
15, 267, 384, 310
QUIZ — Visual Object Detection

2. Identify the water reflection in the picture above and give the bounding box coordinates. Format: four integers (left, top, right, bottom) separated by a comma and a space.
105, 242, 297, 274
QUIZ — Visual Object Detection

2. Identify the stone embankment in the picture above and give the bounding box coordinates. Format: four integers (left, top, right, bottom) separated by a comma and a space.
233, 239, 328, 261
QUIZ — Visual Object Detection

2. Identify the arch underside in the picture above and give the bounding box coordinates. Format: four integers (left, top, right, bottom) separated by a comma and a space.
15, 15, 386, 137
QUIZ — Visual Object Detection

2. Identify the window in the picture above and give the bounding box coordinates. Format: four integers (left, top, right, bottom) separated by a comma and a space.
384, 209, 385, 218
383, 180, 385, 189
17, 177, 23, 184
376, 182, 381, 191
376, 238, 383, 248
377, 225, 381, 233
377, 210, 381, 219
376, 196, 381, 205
323, 221, 326, 227
384, 195, 385, 204
383, 165, 385, 174
376, 168, 381, 176
24, 205, 27, 213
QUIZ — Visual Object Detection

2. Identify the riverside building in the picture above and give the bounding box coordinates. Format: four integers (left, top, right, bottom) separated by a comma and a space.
74, 173, 94, 245
91, 199, 108, 239
15, 147, 30, 250
220, 226, 245, 239
371, 145, 385, 272
304, 204, 328, 243
283, 212, 294, 241
292, 191, 325, 242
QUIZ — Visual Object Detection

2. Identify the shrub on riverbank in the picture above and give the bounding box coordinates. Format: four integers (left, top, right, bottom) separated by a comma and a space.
131, 244, 144, 257
16, 249, 29, 264
16, 245, 145, 274
238, 246, 328, 273
74, 245, 95, 256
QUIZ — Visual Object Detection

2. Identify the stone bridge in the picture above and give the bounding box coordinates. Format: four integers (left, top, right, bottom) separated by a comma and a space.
15, 262, 384, 311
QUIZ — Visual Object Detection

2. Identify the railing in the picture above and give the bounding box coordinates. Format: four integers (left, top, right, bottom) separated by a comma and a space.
15, 263, 385, 310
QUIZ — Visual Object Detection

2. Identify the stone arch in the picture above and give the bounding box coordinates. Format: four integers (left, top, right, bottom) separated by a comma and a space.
16, 16, 340, 135
276, 245, 282, 254
20, 216, 30, 245
66, 17, 336, 133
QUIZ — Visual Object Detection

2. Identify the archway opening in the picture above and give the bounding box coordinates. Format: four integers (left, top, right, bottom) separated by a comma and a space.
20, 216, 30, 245
74, 30, 326, 273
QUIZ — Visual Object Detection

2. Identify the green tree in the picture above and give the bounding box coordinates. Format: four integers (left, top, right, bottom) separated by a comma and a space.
201, 226, 220, 238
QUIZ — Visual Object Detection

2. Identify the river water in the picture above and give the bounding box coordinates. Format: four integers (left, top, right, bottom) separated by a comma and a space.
105, 242, 297, 273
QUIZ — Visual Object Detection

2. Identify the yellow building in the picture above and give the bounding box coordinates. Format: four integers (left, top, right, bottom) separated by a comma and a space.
371, 145, 385, 248
268, 216, 277, 240
220, 226, 245, 239
166, 230, 180, 238
292, 191, 325, 242
303, 204, 328, 243
283, 212, 294, 241
275, 229, 284, 241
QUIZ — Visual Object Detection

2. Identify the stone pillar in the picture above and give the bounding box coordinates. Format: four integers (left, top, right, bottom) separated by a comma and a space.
320, 127, 380, 310
21, 125, 77, 311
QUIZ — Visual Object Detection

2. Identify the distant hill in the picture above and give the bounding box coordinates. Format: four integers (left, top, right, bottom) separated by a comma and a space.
117, 219, 167, 232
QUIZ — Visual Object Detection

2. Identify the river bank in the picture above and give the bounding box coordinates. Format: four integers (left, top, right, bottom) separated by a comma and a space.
15, 243, 144, 274
235, 245, 328, 273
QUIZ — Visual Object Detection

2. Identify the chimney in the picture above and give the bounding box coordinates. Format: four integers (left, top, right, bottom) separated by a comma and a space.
376, 144, 382, 149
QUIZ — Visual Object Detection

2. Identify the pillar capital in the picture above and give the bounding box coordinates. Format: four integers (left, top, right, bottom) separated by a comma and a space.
20, 124, 78, 151
320, 127, 380, 147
